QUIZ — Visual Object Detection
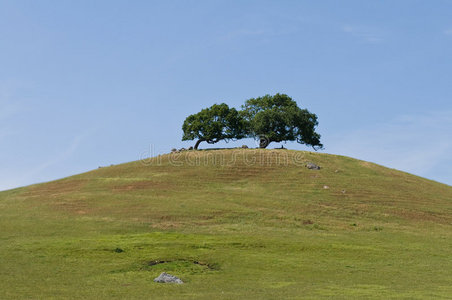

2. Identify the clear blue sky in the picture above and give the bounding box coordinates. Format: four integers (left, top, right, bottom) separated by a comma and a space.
1, 0, 452, 190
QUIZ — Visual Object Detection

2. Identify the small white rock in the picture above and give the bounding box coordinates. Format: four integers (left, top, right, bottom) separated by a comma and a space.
154, 272, 183, 284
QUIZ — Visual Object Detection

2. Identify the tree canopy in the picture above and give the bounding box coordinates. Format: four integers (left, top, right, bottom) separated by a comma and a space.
182, 103, 246, 150
241, 94, 323, 149
181, 94, 323, 150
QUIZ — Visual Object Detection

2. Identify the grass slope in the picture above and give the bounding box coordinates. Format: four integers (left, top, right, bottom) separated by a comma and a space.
1, 149, 451, 299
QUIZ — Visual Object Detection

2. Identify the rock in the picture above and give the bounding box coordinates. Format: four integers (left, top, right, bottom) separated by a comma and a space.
306, 162, 320, 170
154, 272, 183, 284
241, 145, 248, 149
171, 148, 177, 153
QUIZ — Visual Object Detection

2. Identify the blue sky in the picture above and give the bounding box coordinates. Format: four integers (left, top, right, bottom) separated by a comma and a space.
1, 0, 452, 190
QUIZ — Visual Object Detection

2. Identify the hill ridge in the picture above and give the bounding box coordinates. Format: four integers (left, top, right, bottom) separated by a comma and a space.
1, 149, 451, 298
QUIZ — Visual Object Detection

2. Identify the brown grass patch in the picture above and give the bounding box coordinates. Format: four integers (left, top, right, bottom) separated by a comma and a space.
111, 180, 173, 192
26, 179, 88, 197
359, 161, 376, 168
52, 199, 89, 212
390, 208, 450, 224
150, 221, 185, 229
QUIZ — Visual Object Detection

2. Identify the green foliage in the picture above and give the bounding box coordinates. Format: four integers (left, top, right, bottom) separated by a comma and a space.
182, 103, 246, 149
241, 93, 323, 149
182, 94, 322, 150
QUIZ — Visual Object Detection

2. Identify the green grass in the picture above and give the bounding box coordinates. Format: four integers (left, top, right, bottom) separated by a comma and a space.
1, 149, 451, 299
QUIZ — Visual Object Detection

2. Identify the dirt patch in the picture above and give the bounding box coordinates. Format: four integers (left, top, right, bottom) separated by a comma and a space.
148, 260, 167, 266
147, 259, 219, 270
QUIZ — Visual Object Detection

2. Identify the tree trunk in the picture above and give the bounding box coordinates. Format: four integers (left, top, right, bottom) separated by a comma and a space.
259, 137, 270, 149
194, 139, 203, 150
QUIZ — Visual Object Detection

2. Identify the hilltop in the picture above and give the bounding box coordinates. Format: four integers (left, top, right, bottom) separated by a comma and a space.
0, 149, 451, 299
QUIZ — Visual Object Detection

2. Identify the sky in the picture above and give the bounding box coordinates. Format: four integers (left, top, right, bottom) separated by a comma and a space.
1, 0, 452, 190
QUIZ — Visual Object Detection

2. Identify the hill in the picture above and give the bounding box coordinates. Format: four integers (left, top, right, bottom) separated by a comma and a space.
0, 149, 451, 299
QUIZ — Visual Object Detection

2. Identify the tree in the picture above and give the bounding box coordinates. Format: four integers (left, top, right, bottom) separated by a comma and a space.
182, 103, 246, 150
241, 93, 323, 149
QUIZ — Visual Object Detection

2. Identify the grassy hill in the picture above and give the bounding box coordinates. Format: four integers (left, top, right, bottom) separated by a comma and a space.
1, 149, 451, 299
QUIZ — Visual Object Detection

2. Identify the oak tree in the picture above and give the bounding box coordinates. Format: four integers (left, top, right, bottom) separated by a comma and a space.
241, 94, 323, 149
182, 103, 246, 150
